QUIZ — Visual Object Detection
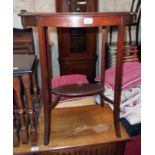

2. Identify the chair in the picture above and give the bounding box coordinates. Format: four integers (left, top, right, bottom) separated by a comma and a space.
109, 0, 141, 46
128, 0, 141, 45
96, 43, 141, 127
107, 0, 141, 68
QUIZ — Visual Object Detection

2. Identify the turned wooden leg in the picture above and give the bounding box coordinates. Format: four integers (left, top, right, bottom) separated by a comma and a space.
13, 114, 19, 147
22, 74, 37, 146
13, 76, 28, 144
32, 71, 40, 127
32, 72, 40, 103
128, 26, 132, 44
13, 93, 20, 147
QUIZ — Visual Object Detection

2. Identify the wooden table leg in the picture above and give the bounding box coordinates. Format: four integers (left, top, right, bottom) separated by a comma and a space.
32, 72, 40, 103
113, 24, 125, 138
13, 114, 19, 147
99, 27, 108, 107
37, 25, 52, 145
22, 73, 37, 146
32, 72, 40, 127
13, 93, 20, 147
13, 76, 28, 144
99, 91, 104, 107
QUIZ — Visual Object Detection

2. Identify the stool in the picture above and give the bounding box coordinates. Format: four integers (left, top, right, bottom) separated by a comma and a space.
13, 54, 39, 146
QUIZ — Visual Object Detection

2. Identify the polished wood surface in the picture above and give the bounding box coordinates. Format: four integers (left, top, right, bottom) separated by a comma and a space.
52, 83, 104, 97
22, 74, 38, 146
13, 54, 36, 74
13, 76, 29, 144
20, 12, 134, 27
14, 105, 130, 155
13, 97, 20, 147
20, 12, 134, 145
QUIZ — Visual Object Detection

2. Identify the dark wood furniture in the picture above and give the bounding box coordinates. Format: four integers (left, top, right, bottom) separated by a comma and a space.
13, 94, 20, 147
13, 27, 52, 56
56, 0, 98, 82
13, 28, 35, 54
13, 27, 40, 104
20, 12, 134, 145
109, 0, 141, 45
105, 42, 140, 68
13, 105, 130, 155
128, 0, 141, 45
13, 54, 38, 146
13, 27, 40, 101
105, 0, 141, 68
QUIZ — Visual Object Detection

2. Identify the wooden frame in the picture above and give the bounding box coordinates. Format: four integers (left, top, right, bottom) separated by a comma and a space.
20, 12, 134, 145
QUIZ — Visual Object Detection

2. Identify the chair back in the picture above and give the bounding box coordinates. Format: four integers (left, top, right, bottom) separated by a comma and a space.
129, 0, 141, 45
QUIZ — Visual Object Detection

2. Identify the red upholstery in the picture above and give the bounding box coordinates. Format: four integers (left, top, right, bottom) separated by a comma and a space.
51, 74, 88, 88
96, 62, 141, 90
51, 74, 89, 102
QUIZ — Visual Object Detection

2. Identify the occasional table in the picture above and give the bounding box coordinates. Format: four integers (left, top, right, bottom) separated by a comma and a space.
13, 54, 38, 146
20, 12, 134, 145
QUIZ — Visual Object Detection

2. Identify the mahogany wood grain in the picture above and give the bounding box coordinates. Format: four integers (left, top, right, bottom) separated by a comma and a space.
14, 54, 40, 146
13, 76, 28, 144
113, 22, 125, 137
32, 72, 40, 103
100, 27, 107, 84
20, 12, 134, 27
13, 93, 20, 147
22, 74, 37, 146
20, 12, 134, 145
51, 83, 104, 110
100, 27, 108, 107
37, 21, 52, 145
13, 105, 130, 155
52, 84, 104, 97
13, 114, 20, 147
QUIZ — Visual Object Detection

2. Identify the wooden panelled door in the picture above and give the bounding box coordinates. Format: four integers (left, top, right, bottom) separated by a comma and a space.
56, 0, 98, 82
